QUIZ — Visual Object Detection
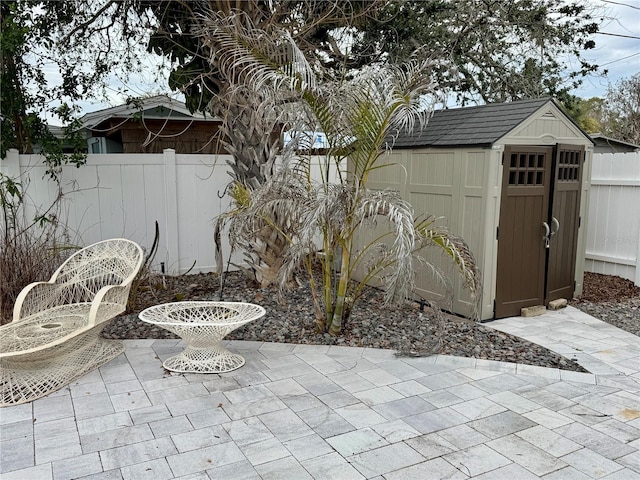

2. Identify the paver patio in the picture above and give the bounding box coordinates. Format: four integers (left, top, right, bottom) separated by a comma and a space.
1, 306, 638, 479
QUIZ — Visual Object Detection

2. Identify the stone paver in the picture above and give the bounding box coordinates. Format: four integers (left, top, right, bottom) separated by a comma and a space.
1, 309, 638, 479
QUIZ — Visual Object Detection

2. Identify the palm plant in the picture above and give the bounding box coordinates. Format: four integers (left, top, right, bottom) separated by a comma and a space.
198, 9, 481, 335
223, 61, 480, 334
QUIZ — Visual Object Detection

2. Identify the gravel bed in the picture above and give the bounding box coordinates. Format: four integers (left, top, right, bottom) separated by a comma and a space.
569, 272, 640, 336
571, 298, 639, 336
103, 270, 639, 373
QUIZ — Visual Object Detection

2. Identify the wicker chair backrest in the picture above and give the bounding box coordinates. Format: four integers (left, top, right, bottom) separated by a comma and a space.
53, 239, 144, 298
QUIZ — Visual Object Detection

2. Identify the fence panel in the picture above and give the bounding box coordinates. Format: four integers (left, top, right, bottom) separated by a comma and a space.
2, 150, 342, 276
1, 149, 238, 274
585, 151, 640, 286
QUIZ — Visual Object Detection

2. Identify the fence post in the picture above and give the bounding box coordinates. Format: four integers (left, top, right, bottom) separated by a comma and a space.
164, 149, 180, 272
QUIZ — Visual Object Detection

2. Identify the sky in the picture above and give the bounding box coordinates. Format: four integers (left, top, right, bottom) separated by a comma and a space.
46, 0, 640, 123
571, 0, 640, 99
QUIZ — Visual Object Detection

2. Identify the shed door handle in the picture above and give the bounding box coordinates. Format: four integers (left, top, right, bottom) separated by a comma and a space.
551, 217, 560, 236
542, 222, 550, 248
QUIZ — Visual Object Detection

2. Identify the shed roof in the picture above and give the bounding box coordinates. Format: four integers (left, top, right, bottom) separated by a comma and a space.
590, 134, 639, 152
80, 95, 220, 131
392, 97, 556, 148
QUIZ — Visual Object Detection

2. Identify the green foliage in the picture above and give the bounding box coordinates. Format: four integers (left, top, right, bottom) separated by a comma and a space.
560, 75, 640, 145
352, 0, 603, 103
140, 0, 379, 113
1, 0, 155, 157
557, 94, 604, 133
141, 1, 604, 108
2, 1, 73, 155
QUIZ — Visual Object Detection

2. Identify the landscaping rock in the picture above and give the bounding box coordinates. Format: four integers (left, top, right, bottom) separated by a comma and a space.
548, 298, 568, 310
102, 271, 638, 373
521, 305, 546, 317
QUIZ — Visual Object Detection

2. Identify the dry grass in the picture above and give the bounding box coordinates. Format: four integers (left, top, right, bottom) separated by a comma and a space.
0, 222, 74, 325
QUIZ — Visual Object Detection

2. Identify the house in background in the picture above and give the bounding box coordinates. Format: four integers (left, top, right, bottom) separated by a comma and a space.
79, 95, 225, 154
589, 134, 639, 154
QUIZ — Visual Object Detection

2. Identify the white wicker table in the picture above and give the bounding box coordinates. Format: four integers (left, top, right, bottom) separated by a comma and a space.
138, 301, 265, 373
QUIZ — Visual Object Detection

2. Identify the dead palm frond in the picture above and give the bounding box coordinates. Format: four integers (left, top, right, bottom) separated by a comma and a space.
196, 9, 317, 95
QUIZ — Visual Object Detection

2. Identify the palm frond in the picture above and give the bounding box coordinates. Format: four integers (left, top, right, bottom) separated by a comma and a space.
196, 10, 317, 94
348, 189, 417, 303
311, 60, 440, 183
415, 217, 482, 320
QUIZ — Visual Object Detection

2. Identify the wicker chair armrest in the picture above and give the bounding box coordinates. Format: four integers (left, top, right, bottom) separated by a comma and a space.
12, 282, 68, 323
87, 284, 132, 327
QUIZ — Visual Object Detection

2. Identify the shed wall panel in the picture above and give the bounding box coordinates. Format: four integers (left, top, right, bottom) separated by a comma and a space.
368, 153, 404, 185
355, 148, 496, 319
410, 152, 455, 186
464, 152, 486, 187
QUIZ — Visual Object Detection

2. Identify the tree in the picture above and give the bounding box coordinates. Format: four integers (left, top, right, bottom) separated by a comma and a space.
561, 75, 640, 145
602, 74, 640, 145
137, 0, 384, 285
557, 94, 604, 133
0, 0, 157, 158
137, 0, 603, 285
1, 1, 73, 156
139, 0, 383, 184
139, 0, 604, 111
353, 0, 602, 104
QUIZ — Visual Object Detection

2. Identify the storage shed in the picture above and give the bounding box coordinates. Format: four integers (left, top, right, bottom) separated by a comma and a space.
363, 98, 594, 320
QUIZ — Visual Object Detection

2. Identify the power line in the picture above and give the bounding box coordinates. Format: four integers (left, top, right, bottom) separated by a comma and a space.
600, 0, 640, 10
599, 51, 640, 66
597, 32, 640, 39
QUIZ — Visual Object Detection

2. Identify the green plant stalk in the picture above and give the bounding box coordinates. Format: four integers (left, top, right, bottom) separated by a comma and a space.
329, 235, 352, 336
305, 253, 325, 332
322, 229, 334, 332
350, 257, 396, 306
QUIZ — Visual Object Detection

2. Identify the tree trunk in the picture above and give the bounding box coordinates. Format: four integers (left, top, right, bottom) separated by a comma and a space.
214, 88, 289, 287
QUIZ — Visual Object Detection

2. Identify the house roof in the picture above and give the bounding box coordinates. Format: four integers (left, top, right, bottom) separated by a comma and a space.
391, 97, 568, 148
80, 95, 219, 130
590, 134, 639, 152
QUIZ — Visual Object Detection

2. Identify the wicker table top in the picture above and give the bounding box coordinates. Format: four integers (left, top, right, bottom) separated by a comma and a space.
138, 301, 266, 327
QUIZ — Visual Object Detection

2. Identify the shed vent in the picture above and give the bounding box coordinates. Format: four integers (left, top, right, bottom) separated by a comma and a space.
542, 111, 557, 119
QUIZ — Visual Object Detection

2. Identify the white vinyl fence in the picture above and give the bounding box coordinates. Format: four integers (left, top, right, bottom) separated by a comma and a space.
4, 148, 638, 285
2, 149, 237, 274
1, 149, 340, 275
585, 151, 640, 286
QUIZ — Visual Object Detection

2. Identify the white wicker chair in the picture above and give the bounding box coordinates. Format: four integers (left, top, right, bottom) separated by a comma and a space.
0, 238, 144, 406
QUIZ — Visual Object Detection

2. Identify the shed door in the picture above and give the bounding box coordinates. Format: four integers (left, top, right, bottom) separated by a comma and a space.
546, 145, 584, 302
495, 146, 552, 318
495, 145, 584, 318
